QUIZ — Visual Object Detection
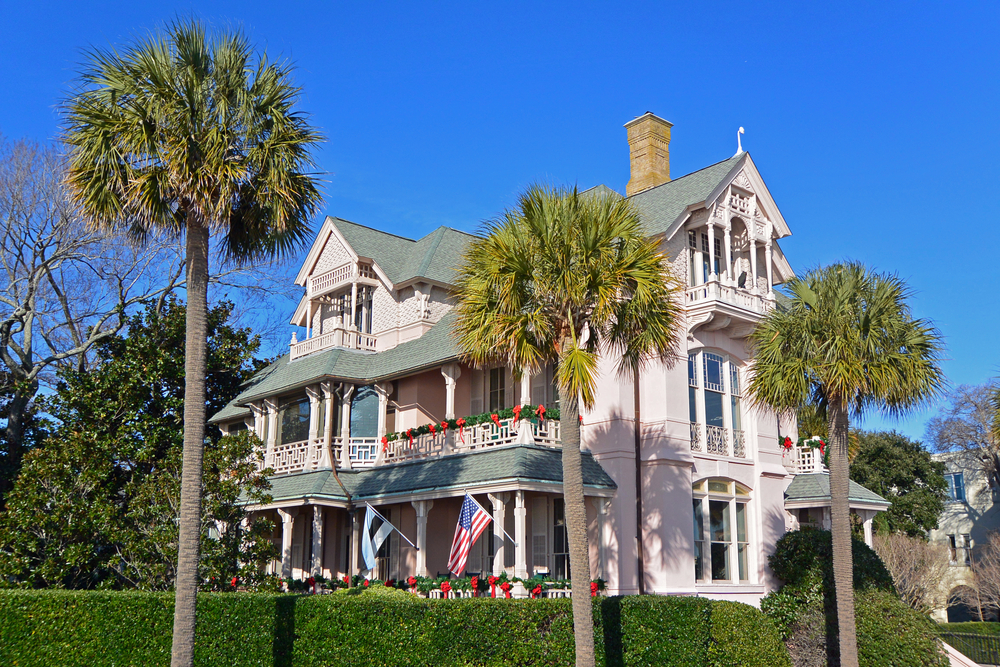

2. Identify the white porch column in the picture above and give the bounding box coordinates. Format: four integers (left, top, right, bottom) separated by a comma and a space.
319, 381, 334, 469
520, 371, 531, 406
692, 231, 704, 286
277, 508, 298, 581
514, 490, 528, 579
265, 398, 279, 465
765, 240, 774, 298
749, 235, 758, 294
411, 500, 433, 577
350, 281, 358, 330
860, 509, 875, 547
723, 221, 733, 285
350, 508, 361, 579
340, 384, 355, 469
441, 363, 461, 419
489, 493, 510, 576
305, 385, 321, 471
592, 497, 610, 580
311, 505, 324, 577
375, 382, 393, 437
706, 222, 717, 282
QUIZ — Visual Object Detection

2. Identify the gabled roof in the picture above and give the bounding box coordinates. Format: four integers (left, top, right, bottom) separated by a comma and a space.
210, 310, 461, 417
295, 216, 476, 290
784, 473, 891, 508
629, 155, 744, 237
249, 444, 617, 504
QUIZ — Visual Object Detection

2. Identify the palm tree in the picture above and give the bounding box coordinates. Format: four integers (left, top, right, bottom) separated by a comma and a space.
64, 21, 321, 667
454, 185, 682, 667
747, 262, 943, 667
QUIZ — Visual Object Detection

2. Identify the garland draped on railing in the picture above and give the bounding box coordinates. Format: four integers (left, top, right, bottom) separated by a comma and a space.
279, 572, 606, 598
380, 404, 562, 447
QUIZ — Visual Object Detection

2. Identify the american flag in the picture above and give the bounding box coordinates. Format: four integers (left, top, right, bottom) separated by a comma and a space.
446, 494, 492, 575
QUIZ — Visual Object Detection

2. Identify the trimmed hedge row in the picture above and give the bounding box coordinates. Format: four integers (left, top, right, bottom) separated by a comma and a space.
937, 621, 1000, 636
0, 588, 789, 667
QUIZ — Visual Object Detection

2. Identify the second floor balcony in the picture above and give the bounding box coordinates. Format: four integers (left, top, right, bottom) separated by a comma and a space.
259, 412, 562, 476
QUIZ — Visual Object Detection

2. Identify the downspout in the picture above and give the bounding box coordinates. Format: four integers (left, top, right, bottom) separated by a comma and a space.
634, 374, 646, 594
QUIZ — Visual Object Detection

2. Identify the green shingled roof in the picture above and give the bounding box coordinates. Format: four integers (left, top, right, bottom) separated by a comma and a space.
334, 218, 476, 286
210, 399, 251, 424
212, 310, 461, 416
784, 473, 890, 507
255, 445, 616, 504
628, 154, 744, 236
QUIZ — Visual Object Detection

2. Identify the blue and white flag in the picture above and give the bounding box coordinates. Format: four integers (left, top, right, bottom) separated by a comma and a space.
361, 503, 394, 571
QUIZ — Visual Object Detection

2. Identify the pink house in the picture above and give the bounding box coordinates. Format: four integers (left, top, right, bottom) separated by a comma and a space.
210, 113, 887, 603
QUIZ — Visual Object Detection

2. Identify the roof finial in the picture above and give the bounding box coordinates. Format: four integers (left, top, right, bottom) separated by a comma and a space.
735, 127, 745, 156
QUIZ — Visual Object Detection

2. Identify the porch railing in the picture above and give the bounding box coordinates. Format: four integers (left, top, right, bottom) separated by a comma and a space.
289, 326, 377, 360
690, 424, 747, 459
685, 282, 768, 314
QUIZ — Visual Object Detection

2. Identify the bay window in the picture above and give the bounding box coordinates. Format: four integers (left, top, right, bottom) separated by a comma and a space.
688, 350, 746, 458
692, 479, 751, 584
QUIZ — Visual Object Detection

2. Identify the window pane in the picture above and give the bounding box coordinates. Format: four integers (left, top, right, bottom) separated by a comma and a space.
693, 498, 704, 538
689, 386, 698, 423
729, 363, 741, 396
731, 396, 742, 431
279, 398, 310, 444
955, 473, 966, 501
704, 353, 724, 392
694, 540, 704, 581
350, 386, 379, 438
489, 368, 506, 412
688, 355, 698, 387
693, 499, 704, 581
711, 542, 729, 581
705, 391, 724, 427
708, 480, 730, 494
738, 544, 749, 581
709, 500, 730, 541
736, 503, 747, 543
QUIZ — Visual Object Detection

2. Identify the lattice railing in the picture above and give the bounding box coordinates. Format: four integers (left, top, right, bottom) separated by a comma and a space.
705, 425, 730, 456
308, 262, 354, 297
290, 327, 377, 359
733, 429, 746, 458
690, 422, 702, 451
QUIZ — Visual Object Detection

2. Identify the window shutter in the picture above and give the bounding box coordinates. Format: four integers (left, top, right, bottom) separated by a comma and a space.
470, 368, 484, 415
504, 368, 515, 410
531, 368, 547, 406
531, 497, 548, 574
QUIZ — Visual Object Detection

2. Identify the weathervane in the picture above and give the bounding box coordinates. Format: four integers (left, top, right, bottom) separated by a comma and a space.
735, 126, 745, 156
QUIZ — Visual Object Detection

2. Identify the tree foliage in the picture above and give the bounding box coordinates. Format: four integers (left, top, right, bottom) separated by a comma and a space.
849, 431, 947, 536
0, 300, 276, 590
926, 382, 1000, 489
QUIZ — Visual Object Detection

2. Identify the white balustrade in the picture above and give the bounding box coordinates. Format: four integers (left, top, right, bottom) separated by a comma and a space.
307, 262, 354, 297
290, 326, 377, 360
348, 438, 380, 468
684, 284, 766, 314
690, 422, 702, 451
266, 439, 324, 475
783, 444, 826, 474
733, 430, 746, 458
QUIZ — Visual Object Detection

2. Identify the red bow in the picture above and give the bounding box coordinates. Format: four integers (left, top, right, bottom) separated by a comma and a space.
590, 581, 598, 597
531, 584, 542, 599
512, 405, 522, 420
457, 417, 466, 443
381, 435, 389, 451
440, 421, 448, 432
782, 436, 793, 450
536, 405, 545, 421
406, 428, 414, 445
231, 576, 238, 588
471, 576, 479, 598
500, 581, 512, 599
488, 575, 498, 598
363, 579, 369, 587
441, 581, 452, 596
490, 413, 501, 428
429, 423, 436, 436
407, 576, 417, 589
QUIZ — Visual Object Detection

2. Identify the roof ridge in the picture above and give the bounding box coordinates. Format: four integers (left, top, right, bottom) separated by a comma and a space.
414, 227, 447, 278
334, 217, 418, 244
628, 154, 743, 198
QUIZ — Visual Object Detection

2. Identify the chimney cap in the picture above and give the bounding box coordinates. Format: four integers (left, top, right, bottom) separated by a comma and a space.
624, 111, 673, 129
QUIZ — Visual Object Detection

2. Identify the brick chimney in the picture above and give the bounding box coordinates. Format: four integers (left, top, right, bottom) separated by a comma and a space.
625, 112, 673, 196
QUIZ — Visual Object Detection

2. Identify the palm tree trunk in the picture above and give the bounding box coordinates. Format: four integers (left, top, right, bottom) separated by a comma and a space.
170, 220, 210, 667
562, 393, 596, 667
828, 400, 858, 667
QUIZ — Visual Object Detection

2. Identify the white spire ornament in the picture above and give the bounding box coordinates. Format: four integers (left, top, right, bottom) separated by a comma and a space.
735, 126, 745, 156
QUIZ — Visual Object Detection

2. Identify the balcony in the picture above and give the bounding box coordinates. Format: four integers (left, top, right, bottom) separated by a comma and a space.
289, 327, 377, 360
307, 261, 378, 299
782, 443, 826, 475
690, 423, 746, 459
686, 282, 768, 315
259, 415, 562, 476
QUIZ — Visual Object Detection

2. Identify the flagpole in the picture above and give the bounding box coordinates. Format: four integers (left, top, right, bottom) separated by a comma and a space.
465, 492, 518, 547
366, 502, 419, 550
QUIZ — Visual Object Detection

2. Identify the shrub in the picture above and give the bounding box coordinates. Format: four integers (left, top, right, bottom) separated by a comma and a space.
0, 590, 792, 667
856, 589, 948, 667
768, 528, 894, 601
707, 600, 790, 667
937, 621, 1000, 635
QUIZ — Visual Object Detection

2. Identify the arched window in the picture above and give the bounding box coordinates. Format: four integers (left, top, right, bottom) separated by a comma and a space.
688, 350, 745, 458
693, 479, 751, 583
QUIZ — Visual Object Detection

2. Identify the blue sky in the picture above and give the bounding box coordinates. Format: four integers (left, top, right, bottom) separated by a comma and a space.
2, 1, 997, 441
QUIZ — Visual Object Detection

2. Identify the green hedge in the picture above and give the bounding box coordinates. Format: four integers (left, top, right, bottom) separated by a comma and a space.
0, 589, 788, 667
856, 590, 949, 667
937, 621, 1000, 635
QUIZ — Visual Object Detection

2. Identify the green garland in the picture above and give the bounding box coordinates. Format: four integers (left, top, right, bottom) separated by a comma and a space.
280, 572, 608, 595
383, 404, 562, 443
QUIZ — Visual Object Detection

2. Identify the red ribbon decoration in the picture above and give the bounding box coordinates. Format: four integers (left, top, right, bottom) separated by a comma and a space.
590, 581, 598, 597
407, 575, 417, 590
440, 420, 448, 433
536, 404, 545, 422
531, 585, 542, 599
579, 415, 583, 424
429, 423, 436, 436
488, 575, 497, 598
817, 439, 826, 456
407, 428, 414, 445
457, 417, 466, 443
231, 576, 239, 588
512, 405, 522, 421
781, 436, 793, 451
381, 435, 389, 452
441, 581, 452, 597
500, 581, 512, 599
490, 413, 501, 428
471, 576, 478, 598
363, 579, 369, 587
